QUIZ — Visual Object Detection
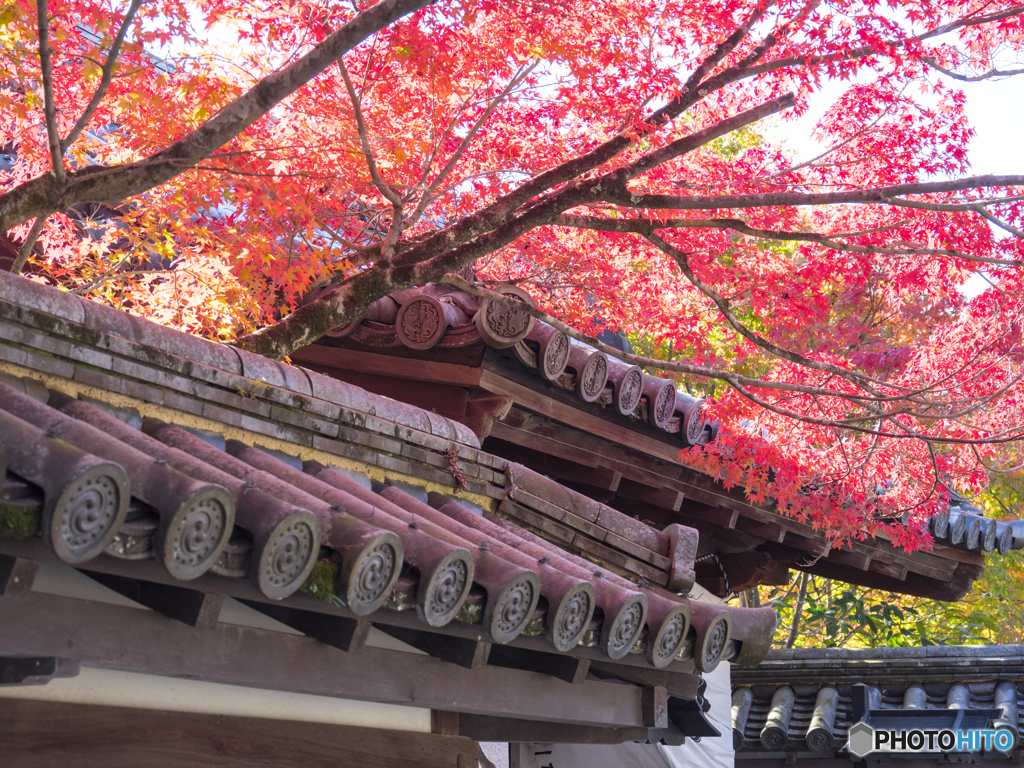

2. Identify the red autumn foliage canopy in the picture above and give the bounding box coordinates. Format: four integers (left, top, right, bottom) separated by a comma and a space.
3, 0, 1024, 549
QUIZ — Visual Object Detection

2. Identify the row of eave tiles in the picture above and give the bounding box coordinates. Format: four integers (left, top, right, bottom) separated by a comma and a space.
317, 282, 719, 446
0, 379, 774, 672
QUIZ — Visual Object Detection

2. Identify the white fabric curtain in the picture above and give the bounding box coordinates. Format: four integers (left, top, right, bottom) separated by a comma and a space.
516, 660, 734, 768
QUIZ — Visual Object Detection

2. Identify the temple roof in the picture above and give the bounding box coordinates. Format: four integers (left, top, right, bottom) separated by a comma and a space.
307, 280, 717, 446
731, 645, 1024, 764
0, 269, 777, 728
293, 280, 1024, 603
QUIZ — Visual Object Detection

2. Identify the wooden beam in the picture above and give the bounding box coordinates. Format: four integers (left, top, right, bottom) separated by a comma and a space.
493, 409, 797, 536
292, 344, 483, 388
614, 480, 684, 512
604, 497, 685, 531
377, 626, 491, 669
499, 492, 672, 574
802, 558, 979, 602
760, 566, 791, 586
481, 357, 686, 463
465, 393, 514, 440
589, 662, 700, 700
869, 539, 956, 582
769, 534, 830, 560
826, 547, 872, 571
240, 599, 371, 654
642, 686, 669, 728
432, 710, 461, 736
493, 404, 735, 513
0, 590, 649, 728
734, 517, 786, 543
485, 438, 622, 492
0, 554, 37, 598
928, 542, 985, 567
491, 412, 703, 505
678, 503, 739, 529
0, 699, 479, 768
493, 405, 964, 588
460, 715, 648, 744
869, 558, 908, 581
487, 645, 590, 685
301, 365, 471, 421
84, 571, 223, 629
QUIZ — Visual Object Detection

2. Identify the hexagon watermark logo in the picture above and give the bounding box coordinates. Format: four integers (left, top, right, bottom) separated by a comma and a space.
847, 722, 875, 757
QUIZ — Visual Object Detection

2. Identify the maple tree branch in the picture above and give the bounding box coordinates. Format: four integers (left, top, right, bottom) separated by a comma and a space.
338, 58, 402, 207
675, 0, 774, 98
434, 277, 1024, 445
917, 4, 1024, 41
407, 59, 539, 227
553, 214, 1024, 267
611, 93, 796, 182
72, 241, 149, 294
36, 0, 65, 184
0, 0, 435, 232
388, 4, 776, 271
785, 571, 810, 648
729, 379, 1024, 444
62, 0, 145, 152
378, 93, 794, 287
440, 274, 886, 402
646, 231, 884, 392
411, 88, 474, 202
604, 175, 1024, 211
738, 5, 1024, 80
923, 57, 1024, 82
881, 194, 1024, 212
975, 209, 1024, 239
10, 216, 46, 274
762, 88, 905, 181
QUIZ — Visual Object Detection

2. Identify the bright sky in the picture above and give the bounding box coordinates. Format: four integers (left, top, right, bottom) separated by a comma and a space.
768, 74, 1024, 175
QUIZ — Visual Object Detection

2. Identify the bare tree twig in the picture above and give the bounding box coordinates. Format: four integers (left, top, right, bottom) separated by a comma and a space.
62, 0, 146, 151
441, 274, 1024, 444
1, 0, 435, 232
645, 231, 886, 394
36, 0, 66, 183
337, 58, 402, 207
605, 175, 1024, 211
785, 571, 810, 648
923, 57, 1024, 82
11, 216, 46, 274
405, 60, 539, 228
554, 213, 1024, 267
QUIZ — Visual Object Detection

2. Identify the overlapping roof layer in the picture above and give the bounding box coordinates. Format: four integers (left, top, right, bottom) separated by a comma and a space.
0, 271, 775, 676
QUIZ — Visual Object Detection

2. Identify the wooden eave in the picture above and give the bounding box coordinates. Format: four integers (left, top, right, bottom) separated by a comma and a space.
0, 270, 785, 744
296, 336, 988, 602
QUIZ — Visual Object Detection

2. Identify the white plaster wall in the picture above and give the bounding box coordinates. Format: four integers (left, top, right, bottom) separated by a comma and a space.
0, 667, 432, 732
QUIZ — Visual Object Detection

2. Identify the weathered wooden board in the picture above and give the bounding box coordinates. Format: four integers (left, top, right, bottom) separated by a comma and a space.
0, 589, 648, 728
460, 715, 648, 744
293, 345, 483, 388
0, 699, 479, 768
